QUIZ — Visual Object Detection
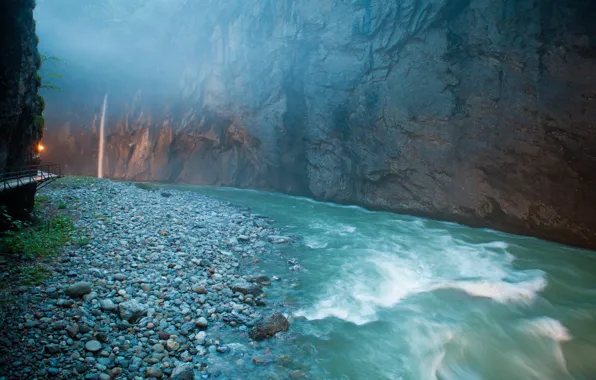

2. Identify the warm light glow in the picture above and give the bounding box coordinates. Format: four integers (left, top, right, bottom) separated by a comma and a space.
37, 143, 45, 152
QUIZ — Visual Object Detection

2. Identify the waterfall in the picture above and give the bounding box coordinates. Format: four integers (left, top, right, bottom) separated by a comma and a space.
98, 94, 108, 178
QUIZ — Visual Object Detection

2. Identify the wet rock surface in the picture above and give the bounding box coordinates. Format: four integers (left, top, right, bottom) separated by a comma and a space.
249, 313, 290, 341
0, 180, 301, 379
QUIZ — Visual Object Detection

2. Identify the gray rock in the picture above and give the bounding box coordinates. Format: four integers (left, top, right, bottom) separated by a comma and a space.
267, 235, 290, 244
56, 299, 73, 308
191, 285, 207, 294
249, 312, 290, 341
65, 282, 92, 298
171, 364, 195, 380
100, 299, 116, 311
146, 366, 163, 378
66, 324, 79, 339
118, 300, 147, 323
85, 340, 102, 352
248, 276, 272, 286
196, 317, 208, 330
231, 279, 263, 297
113, 273, 127, 281
44, 344, 60, 354
180, 322, 194, 336
152, 344, 165, 353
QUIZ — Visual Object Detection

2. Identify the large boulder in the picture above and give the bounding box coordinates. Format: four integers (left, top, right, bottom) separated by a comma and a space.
65, 282, 92, 298
249, 312, 289, 341
118, 300, 148, 323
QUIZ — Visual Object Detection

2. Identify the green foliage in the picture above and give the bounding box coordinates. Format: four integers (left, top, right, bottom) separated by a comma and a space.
57, 201, 68, 210
19, 266, 52, 286
39, 54, 64, 91
76, 237, 92, 246
53, 176, 100, 189
34, 115, 45, 130
1, 215, 75, 259
37, 94, 46, 112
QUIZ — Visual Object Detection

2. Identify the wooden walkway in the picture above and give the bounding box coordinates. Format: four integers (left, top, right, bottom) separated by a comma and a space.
0, 164, 62, 192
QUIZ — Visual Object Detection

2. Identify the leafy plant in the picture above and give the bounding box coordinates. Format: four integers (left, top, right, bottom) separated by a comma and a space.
39, 54, 65, 91
1, 215, 75, 259
20, 266, 52, 286
57, 201, 68, 210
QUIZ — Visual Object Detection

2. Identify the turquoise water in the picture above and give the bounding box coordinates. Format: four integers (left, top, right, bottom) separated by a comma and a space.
167, 185, 596, 380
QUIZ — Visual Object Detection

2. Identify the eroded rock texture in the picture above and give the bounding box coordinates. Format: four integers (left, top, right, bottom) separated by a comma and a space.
39, 0, 596, 248
0, 0, 43, 169
0, 0, 44, 221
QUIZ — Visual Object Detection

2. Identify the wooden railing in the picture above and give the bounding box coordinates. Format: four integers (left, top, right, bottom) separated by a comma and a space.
0, 163, 62, 191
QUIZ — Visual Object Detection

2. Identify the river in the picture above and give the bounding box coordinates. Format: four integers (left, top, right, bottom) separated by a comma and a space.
164, 184, 596, 380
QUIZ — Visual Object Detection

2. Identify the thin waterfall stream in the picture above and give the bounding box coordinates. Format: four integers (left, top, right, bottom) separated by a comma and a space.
97, 94, 107, 178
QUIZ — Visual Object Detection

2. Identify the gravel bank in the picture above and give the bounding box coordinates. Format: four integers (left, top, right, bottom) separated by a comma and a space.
0, 179, 301, 379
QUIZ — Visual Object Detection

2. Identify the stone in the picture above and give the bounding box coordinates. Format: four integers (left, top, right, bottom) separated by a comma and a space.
109, 367, 122, 378
166, 339, 180, 351
66, 324, 79, 339
195, 331, 206, 345
100, 299, 116, 311
191, 285, 207, 294
147, 367, 163, 378
118, 300, 147, 323
249, 312, 290, 341
65, 282, 92, 298
56, 299, 73, 308
248, 275, 272, 286
180, 322, 194, 336
231, 279, 263, 297
44, 344, 60, 354
158, 331, 170, 340
268, 235, 290, 244
113, 273, 127, 281
85, 340, 102, 352
153, 344, 165, 353
74, 364, 88, 374
196, 317, 208, 330
52, 321, 67, 330
170, 364, 195, 380
252, 355, 275, 366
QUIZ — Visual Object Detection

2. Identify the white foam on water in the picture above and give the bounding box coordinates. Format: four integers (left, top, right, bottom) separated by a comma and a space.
431, 277, 547, 304
296, 222, 547, 324
305, 237, 328, 249
523, 317, 572, 342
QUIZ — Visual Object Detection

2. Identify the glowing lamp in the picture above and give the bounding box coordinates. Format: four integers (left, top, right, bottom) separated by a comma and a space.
37, 143, 45, 152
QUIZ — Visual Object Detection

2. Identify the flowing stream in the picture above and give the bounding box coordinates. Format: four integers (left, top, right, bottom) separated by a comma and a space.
166, 184, 596, 380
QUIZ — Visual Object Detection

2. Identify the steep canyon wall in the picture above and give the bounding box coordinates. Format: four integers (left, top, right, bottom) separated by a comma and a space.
39, 0, 596, 248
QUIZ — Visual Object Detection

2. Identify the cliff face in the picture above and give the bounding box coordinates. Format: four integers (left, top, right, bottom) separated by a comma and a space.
0, 0, 44, 221
41, 0, 596, 248
0, 0, 44, 170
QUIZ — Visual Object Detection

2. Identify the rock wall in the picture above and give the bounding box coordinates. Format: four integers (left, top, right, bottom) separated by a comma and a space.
0, 0, 44, 222
0, 0, 43, 169
40, 0, 596, 249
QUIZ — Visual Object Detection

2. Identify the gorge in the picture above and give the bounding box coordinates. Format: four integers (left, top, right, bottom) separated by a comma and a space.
36, 0, 596, 249
2, 1, 596, 379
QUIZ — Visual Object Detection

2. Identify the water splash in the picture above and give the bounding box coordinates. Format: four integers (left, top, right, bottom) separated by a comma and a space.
98, 94, 108, 178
